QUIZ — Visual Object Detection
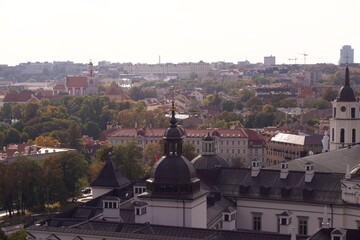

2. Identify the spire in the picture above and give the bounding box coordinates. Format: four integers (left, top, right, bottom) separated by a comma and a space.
345, 65, 350, 86
345, 164, 351, 179
337, 66, 356, 102
169, 99, 177, 127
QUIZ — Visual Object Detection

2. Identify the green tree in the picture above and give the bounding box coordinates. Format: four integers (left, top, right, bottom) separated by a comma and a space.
83, 121, 101, 139
42, 156, 67, 204
204, 94, 222, 107
5, 128, 21, 144
128, 86, 145, 101
221, 99, 235, 112
67, 123, 82, 149
59, 152, 89, 201
182, 142, 197, 161
245, 96, 263, 111
111, 141, 145, 181
23, 102, 41, 121
322, 88, 338, 101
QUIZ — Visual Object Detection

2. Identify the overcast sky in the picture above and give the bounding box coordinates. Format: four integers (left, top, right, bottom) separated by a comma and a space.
0, 0, 359, 66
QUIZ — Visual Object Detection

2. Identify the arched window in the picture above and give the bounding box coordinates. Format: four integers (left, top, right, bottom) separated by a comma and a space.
340, 128, 345, 143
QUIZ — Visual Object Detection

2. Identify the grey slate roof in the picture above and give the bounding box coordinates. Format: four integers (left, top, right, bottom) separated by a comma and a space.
27, 222, 306, 240
90, 159, 130, 188
308, 228, 360, 240
267, 144, 360, 173
214, 168, 343, 205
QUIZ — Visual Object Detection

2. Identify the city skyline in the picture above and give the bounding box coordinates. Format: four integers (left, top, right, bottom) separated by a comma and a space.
1, 0, 359, 66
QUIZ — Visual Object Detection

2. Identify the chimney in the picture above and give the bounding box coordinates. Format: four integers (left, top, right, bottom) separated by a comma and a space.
345, 164, 351, 180
251, 159, 261, 177
290, 226, 296, 240
280, 161, 289, 179
305, 161, 314, 183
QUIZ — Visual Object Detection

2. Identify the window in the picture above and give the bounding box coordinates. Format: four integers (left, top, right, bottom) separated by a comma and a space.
340, 128, 345, 143
334, 107, 336, 118
252, 213, 262, 231
332, 128, 334, 141
298, 217, 308, 236
352, 129, 356, 143
224, 214, 230, 222
352, 108, 355, 118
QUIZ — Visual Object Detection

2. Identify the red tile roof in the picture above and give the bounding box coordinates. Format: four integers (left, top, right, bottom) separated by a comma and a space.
66, 76, 88, 88
3, 91, 33, 103
53, 84, 66, 91
107, 128, 262, 140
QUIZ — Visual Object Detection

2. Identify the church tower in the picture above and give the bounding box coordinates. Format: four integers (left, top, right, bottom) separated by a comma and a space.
330, 66, 360, 150
86, 61, 97, 95
137, 100, 208, 228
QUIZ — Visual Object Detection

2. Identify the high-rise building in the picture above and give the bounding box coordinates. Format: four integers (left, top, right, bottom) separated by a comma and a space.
339, 45, 354, 64
264, 55, 276, 66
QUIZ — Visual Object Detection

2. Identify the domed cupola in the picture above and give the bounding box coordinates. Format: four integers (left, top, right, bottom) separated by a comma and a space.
337, 66, 357, 102
191, 132, 229, 170
146, 100, 200, 196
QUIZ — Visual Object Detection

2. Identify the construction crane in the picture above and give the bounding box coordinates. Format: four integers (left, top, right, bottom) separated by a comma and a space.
288, 58, 298, 64
299, 52, 308, 64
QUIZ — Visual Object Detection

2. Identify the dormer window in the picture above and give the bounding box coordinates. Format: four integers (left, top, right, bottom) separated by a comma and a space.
135, 206, 147, 216
104, 200, 118, 209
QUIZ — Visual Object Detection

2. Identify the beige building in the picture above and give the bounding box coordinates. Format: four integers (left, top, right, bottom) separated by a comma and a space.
123, 62, 211, 79
266, 133, 323, 166
107, 128, 266, 166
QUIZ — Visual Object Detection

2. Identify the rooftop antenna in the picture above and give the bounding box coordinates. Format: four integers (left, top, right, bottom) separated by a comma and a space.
299, 52, 308, 64
159, 55, 161, 64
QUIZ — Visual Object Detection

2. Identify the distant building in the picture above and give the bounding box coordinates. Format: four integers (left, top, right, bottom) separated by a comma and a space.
339, 45, 354, 64
266, 133, 323, 166
264, 55, 276, 66
107, 128, 266, 166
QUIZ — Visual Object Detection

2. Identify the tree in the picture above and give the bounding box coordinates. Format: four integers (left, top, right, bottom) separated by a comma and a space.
42, 156, 67, 204
245, 96, 263, 111
67, 123, 82, 149
204, 94, 222, 107
111, 141, 145, 181
82, 121, 101, 139
33, 135, 61, 147
143, 142, 162, 171
23, 102, 41, 121
5, 128, 21, 144
58, 152, 89, 201
322, 88, 338, 101
182, 142, 197, 161
279, 98, 296, 108
128, 86, 145, 101
221, 100, 235, 112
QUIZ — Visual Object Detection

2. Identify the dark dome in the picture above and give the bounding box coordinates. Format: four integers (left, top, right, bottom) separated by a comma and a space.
191, 155, 228, 170
338, 66, 357, 102
338, 86, 356, 102
163, 127, 183, 140
150, 155, 197, 184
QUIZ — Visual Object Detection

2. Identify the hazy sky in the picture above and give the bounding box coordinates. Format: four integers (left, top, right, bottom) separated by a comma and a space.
0, 0, 359, 66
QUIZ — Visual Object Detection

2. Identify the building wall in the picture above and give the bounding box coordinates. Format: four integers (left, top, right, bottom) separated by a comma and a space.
330, 100, 360, 150
141, 195, 207, 228
236, 198, 360, 236
108, 131, 266, 166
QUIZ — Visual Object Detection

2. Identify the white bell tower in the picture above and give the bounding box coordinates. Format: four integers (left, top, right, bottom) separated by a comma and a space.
330, 66, 360, 150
